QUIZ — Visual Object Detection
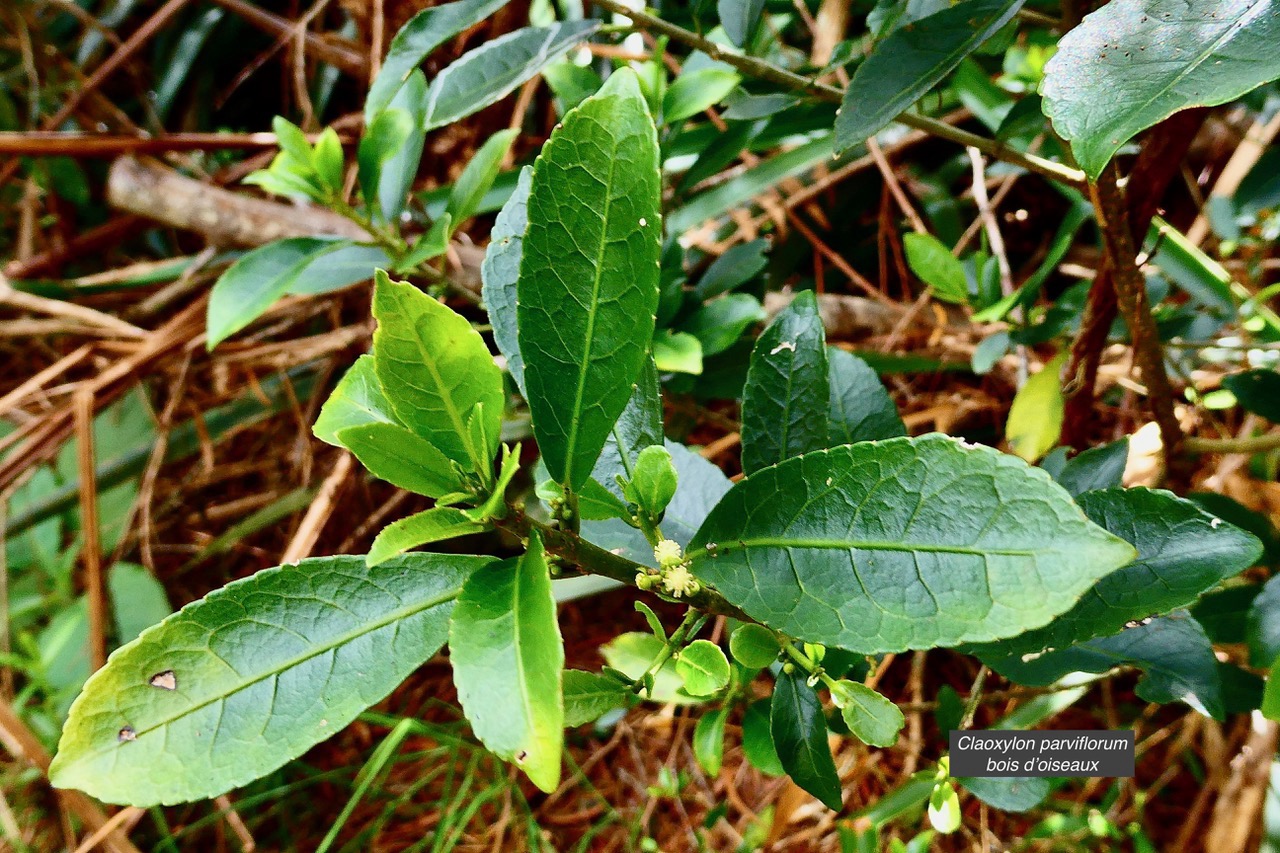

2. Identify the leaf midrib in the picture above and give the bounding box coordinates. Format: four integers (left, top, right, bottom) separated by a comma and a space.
709, 536, 1041, 557
562, 112, 623, 487
70, 583, 462, 766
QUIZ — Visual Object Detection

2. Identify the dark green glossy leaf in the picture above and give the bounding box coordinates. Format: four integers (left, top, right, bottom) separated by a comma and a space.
681, 294, 766, 357
742, 698, 784, 775
956, 776, 1051, 813
482, 166, 532, 394
450, 533, 563, 791
423, 21, 601, 131
372, 272, 503, 470
835, 0, 1026, 151
971, 488, 1261, 660
1224, 369, 1280, 421
1052, 439, 1129, 497
740, 290, 829, 474
771, 668, 842, 810
827, 347, 905, 445
689, 435, 1136, 653
1042, 0, 1280, 179
1248, 574, 1280, 667
518, 68, 662, 489
364, 0, 511, 121
989, 612, 1225, 719
50, 554, 490, 805
695, 239, 770, 300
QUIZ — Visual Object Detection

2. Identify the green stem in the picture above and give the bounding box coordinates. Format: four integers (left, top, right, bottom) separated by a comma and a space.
590, 0, 1086, 189
1184, 432, 1280, 454
631, 609, 706, 696
779, 638, 840, 692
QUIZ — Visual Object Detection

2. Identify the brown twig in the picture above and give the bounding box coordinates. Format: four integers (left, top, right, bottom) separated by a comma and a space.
0, 131, 354, 158
74, 389, 107, 673
1088, 163, 1182, 467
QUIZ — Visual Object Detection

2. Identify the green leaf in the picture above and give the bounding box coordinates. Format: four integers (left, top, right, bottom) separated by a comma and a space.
742, 698, 784, 775
518, 68, 662, 489
719, 0, 765, 47
831, 680, 904, 748
729, 623, 781, 669
446, 129, 519, 233
955, 776, 1050, 812
207, 238, 385, 349
1223, 369, 1280, 422
1041, 0, 1280, 180
284, 243, 391, 296
695, 239, 770, 300
1248, 574, 1280, 666
563, 670, 632, 726
336, 423, 465, 497
1005, 352, 1067, 462
625, 445, 678, 520
827, 347, 906, 445
600, 632, 700, 704
1050, 438, 1129, 497
450, 532, 564, 791
990, 612, 1226, 719
423, 21, 601, 131
971, 487, 1262, 660
771, 668, 842, 810
108, 563, 172, 646
1262, 656, 1280, 722
482, 166, 532, 394
395, 213, 452, 273
681, 294, 766, 357
653, 330, 704, 374
740, 290, 830, 474
835, 0, 1026, 151
372, 272, 503, 471
314, 355, 393, 445
694, 707, 729, 776
364, 0, 511, 122
360, 76, 426, 222
663, 68, 741, 123
676, 640, 731, 696
49, 553, 490, 806
591, 355, 664, 502
688, 435, 1137, 654
902, 233, 968, 304
368, 507, 490, 566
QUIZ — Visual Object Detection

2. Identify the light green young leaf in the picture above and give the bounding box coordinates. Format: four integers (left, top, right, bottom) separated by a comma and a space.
902, 233, 968, 304
689, 435, 1137, 653
1042, 0, 1280, 179
364, 0, 511, 122
335, 422, 464, 497
108, 563, 172, 645
423, 21, 601, 131
446, 129, 519, 233
740, 290, 829, 474
314, 355, 392, 445
50, 553, 491, 806
450, 532, 564, 791
563, 670, 632, 726
832, 680, 904, 747
359, 72, 427, 222
928, 782, 962, 833
312, 128, 344, 193
828, 347, 906, 445
835, 0, 1026, 151
729, 623, 780, 669
653, 331, 704, 374
395, 213, 452, 273
481, 166, 532, 394
372, 272, 503, 470
693, 707, 729, 776
600, 632, 700, 704
676, 640, 731, 696
771, 668, 842, 810
663, 68, 741, 123
625, 445, 678, 520
368, 507, 491, 566
1005, 352, 1067, 462
518, 68, 662, 489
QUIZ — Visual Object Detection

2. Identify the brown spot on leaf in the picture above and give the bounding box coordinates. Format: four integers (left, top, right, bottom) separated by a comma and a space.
516, 750, 528, 762
118, 726, 137, 742
149, 670, 177, 690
